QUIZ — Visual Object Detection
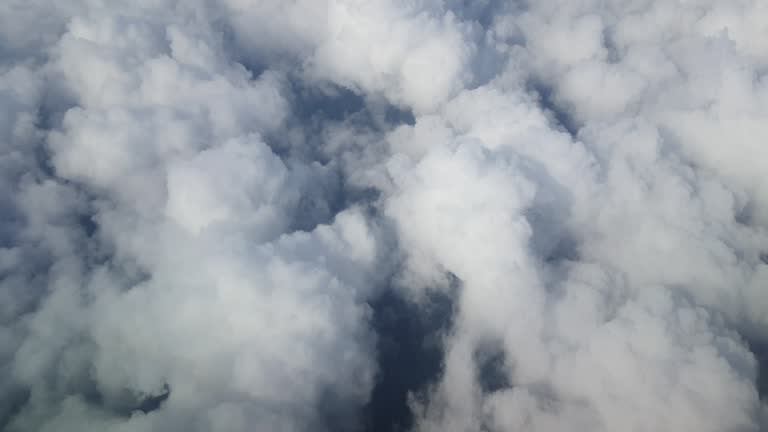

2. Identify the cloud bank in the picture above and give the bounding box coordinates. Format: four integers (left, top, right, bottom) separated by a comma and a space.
2, 0, 768, 431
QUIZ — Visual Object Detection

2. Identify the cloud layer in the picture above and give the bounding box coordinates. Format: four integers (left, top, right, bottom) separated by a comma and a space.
2, 0, 768, 431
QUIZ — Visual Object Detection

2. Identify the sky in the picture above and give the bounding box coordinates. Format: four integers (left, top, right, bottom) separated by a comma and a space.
1, 0, 768, 431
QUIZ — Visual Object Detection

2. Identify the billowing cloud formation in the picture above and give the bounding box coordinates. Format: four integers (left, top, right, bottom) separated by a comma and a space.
2, 0, 768, 431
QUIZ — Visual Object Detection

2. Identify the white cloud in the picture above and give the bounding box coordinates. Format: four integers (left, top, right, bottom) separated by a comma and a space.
2, 0, 768, 431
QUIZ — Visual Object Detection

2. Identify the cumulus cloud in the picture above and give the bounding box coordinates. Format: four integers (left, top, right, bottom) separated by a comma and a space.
2, 0, 768, 431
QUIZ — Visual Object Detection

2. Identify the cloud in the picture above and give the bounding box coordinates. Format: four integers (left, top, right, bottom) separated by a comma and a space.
1, 2, 382, 431
2, 0, 768, 431
223, 0, 474, 112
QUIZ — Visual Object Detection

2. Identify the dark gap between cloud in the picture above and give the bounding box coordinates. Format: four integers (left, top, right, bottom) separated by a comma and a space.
362, 283, 457, 432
